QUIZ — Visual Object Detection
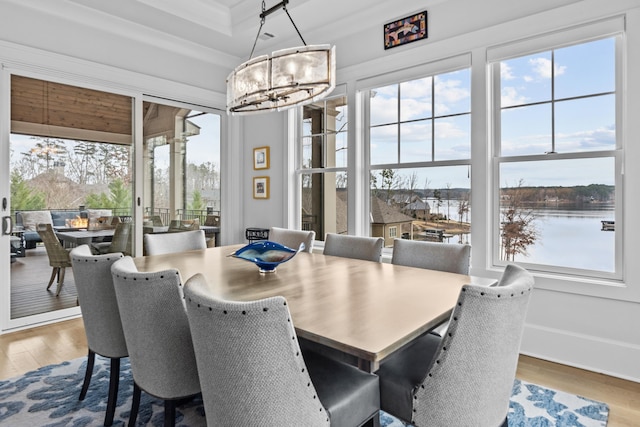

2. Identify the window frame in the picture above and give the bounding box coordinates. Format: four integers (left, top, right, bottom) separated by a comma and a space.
488, 20, 625, 281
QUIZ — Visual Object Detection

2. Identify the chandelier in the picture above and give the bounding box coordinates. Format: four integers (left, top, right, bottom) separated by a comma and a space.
226, 0, 336, 114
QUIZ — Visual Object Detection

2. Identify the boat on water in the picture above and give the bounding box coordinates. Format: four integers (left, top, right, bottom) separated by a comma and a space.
601, 220, 614, 231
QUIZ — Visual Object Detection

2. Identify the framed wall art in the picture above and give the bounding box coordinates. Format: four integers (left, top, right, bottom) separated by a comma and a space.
253, 176, 270, 199
253, 146, 270, 170
384, 11, 428, 50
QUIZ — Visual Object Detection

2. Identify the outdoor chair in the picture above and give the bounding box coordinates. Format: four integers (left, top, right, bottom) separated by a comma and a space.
111, 257, 201, 427
375, 264, 534, 427
36, 223, 72, 296
168, 219, 200, 232
184, 273, 380, 427
323, 233, 384, 262
92, 222, 132, 256
69, 245, 127, 426
144, 229, 206, 256
269, 226, 316, 253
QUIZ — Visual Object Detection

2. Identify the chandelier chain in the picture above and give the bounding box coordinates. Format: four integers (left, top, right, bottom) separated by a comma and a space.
283, 4, 306, 46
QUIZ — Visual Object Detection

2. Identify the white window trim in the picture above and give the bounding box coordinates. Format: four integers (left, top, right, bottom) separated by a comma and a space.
488, 21, 625, 283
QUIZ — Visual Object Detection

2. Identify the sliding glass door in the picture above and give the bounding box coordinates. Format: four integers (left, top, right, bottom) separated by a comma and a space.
1, 74, 134, 327
142, 99, 221, 246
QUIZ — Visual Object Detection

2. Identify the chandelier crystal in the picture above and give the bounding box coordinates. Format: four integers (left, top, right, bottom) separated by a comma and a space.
226, 1, 336, 114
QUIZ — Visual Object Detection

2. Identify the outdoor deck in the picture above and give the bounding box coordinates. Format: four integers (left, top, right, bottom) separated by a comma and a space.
10, 246, 78, 319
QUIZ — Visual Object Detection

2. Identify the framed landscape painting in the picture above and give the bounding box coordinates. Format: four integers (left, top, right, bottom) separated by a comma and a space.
384, 11, 428, 50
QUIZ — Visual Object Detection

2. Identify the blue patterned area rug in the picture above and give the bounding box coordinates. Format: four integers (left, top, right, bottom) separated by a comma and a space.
0, 356, 608, 426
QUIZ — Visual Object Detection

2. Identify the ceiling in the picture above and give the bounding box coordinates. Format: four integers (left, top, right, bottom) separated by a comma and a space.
62, 0, 445, 60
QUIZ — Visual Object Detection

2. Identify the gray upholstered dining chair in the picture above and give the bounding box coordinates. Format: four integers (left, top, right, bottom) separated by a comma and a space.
143, 229, 206, 255
36, 223, 72, 296
391, 239, 471, 274
69, 245, 126, 427
375, 264, 534, 427
269, 226, 316, 253
184, 273, 381, 427
111, 257, 201, 427
323, 233, 384, 262
391, 239, 472, 337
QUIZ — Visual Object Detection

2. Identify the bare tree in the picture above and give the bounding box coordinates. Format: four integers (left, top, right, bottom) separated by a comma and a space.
500, 179, 538, 261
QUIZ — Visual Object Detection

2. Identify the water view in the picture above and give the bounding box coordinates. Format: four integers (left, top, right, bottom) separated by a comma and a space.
515, 205, 615, 272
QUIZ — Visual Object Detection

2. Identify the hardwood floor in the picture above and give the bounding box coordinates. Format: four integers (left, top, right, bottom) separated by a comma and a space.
1, 318, 638, 426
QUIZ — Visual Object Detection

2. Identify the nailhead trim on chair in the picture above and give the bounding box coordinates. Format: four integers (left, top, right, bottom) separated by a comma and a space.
411, 284, 533, 424
185, 296, 328, 421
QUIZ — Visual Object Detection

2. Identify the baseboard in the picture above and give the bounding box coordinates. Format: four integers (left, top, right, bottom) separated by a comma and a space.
520, 323, 640, 383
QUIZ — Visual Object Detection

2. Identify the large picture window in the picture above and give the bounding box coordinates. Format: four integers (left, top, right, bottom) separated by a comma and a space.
492, 34, 622, 278
368, 69, 472, 248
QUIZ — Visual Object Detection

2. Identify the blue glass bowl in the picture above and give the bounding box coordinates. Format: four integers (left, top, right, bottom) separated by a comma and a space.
230, 240, 304, 273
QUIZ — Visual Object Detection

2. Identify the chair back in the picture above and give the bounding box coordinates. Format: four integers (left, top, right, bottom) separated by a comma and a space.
168, 219, 200, 232
108, 222, 132, 255
323, 233, 384, 262
69, 245, 127, 358
111, 257, 200, 399
204, 215, 220, 227
36, 223, 71, 268
184, 274, 329, 426
269, 227, 316, 253
391, 239, 471, 274
144, 229, 207, 256
410, 264, 534, 426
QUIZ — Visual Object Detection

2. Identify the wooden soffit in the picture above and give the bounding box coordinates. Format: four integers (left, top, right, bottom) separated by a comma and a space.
11, 75, 132, 145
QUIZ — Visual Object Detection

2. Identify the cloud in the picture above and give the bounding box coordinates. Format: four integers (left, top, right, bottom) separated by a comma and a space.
501, 63, 515, 80
529, 57, 566, 79
501, 86, 528, 107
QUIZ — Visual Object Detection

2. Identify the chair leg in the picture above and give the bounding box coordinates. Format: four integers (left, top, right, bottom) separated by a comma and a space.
56, 267, 66, 296
46, 267, 58, 290
129, 383, 141, 427
104, 358, 120, 426
362, 411, 381, 427
164, 400, 176, 427
79, 350, 96, 401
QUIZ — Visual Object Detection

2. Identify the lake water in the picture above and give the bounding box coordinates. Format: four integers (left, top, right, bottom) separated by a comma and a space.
427, 199, 616, 272
513, 206, 615, 272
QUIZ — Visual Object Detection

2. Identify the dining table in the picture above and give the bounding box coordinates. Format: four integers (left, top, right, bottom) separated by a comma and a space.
134, 244, 496, 372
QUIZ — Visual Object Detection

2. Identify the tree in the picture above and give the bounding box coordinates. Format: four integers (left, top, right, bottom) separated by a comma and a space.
84, 178, 131, 210
10, 172, 45, 210
189, 190, 205, 211
381, 169, 401, 202
500, 180, 538, 261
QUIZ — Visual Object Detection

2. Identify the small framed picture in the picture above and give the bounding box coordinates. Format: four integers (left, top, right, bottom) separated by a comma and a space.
253, 146, 270, 170
253, 176, 270, 199
384, 11, 428, 50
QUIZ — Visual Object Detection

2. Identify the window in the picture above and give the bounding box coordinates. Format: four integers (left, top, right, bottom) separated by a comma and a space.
297, 95, 348, 240
389, 226, 398, 238
491, 33, 622, 279
368, 69, 472, 247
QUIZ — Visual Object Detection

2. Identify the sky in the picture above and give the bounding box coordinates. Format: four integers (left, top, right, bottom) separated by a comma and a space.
368, 36, 616, 189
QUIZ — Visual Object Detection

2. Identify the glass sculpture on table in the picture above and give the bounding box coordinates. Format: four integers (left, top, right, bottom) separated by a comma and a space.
230, 240, 304, 273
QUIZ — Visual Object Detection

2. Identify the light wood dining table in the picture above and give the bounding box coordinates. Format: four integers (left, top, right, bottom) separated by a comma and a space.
134, 244, 495, 372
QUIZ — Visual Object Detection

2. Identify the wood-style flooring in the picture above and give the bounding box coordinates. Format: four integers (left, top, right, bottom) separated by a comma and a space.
10, 246, 78, 318
0, 318, 638, 426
